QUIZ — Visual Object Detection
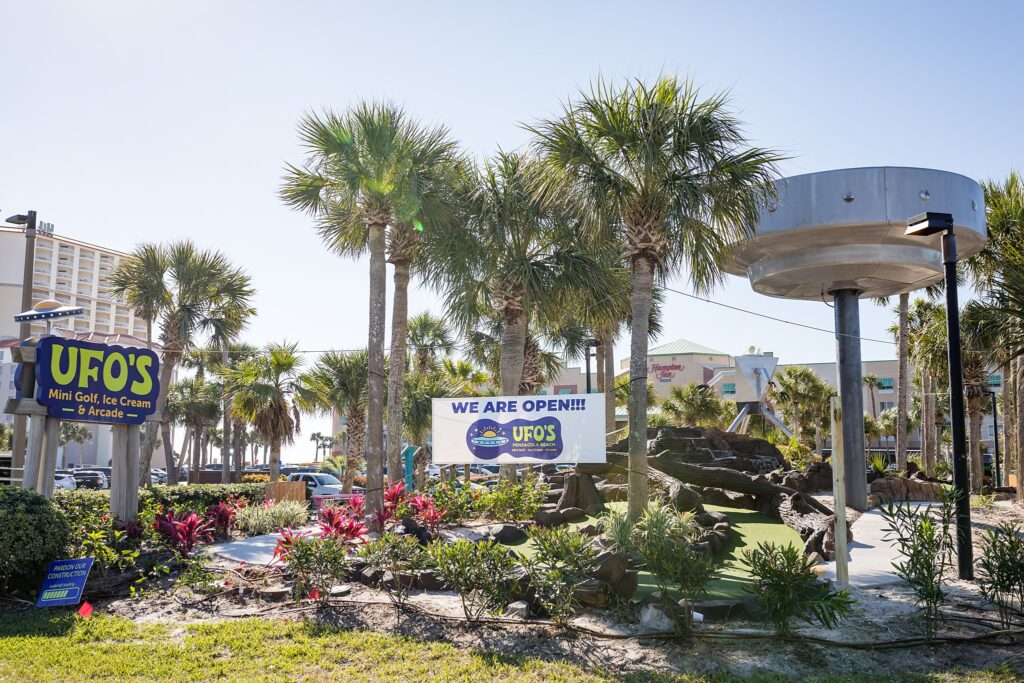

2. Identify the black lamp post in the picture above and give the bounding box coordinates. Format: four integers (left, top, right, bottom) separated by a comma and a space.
5, 211, 37, 481
985, 389, 1001, 488
905, 211, 973, 579
584, 338, 601, 394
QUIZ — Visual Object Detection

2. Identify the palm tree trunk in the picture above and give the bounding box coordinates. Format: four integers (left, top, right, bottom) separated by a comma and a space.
896, 292, 910, 472
498, 298, 527, 483
221, 344, 231, 484
139, 321, 158, 487
627, 256, 654, 521
262, 443, 268, 466
270, 436, 282, 483
365, 221, 387, 525
386, 260, 411, 486
922, 375, 934, 476
150, 352, 179, 486
1016, 359, 1024, 502
968, 394, 984, 492
232, 419, 243, 478
602, 330, 615, 436
192, 428, 202, 481
178, 426, 192, 478
343, 407, 365, 494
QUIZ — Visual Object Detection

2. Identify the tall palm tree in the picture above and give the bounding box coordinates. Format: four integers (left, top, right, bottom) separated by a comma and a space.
281, 102, 459, 520
211, 342, 260, 480
428, 151, 615, 481
301, 350, 369, 494
165, 377, 221, 477
862, 373, 881, 422
660, 382, 723, 428
111, 241, 254, 486
531, 77, 781, 519
904, 298, 945, 476
768, 366, 824, 444
403, 370, 459, 489
439, 357, 489, 395
223, 343, 309, 482
894, 293, 912, 473
309, 432, 324, 461
407, 312, 456, 375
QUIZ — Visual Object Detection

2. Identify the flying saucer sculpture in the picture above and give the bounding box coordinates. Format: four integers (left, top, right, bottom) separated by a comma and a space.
14, 299, 86, 332
726, 167, 986, 510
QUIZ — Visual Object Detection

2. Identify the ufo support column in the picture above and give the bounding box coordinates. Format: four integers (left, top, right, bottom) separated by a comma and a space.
833, 288, 867, 511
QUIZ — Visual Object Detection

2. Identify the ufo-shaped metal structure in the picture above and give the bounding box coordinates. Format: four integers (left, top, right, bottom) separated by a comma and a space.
14, 299, 86, 327
726, 167, 986, 512
726, 167, 986, 300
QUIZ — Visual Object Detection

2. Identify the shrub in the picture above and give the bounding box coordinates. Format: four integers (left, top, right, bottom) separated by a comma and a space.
283, 536, 351, 603
0, 487, 71, 594
867, 453, 889, 476
359, 532, 426, 611
428, 481, 478, 524
206, 498, 243, 539
523, 526, 598, 624
142, 483, 266, 515
235, 500, 309, 536
408, 494, 445, 533
429, 540, 520, 622
82, 527, 140, 589
880, 486, 957, 639
630, 503, 712, 628
779, 437, 816, 472
241, 473, 270, 483
977, 522, 1024, 629
318, 506, 367, 544
744, 542, 853, 637
478, 480, 547, 521
153, 510, 214, 556
52, 489, 110, 549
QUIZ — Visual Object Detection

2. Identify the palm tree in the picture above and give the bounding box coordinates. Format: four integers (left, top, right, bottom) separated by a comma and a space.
768, 366, 824, 444
894, 293, 911, 473
165, 377, 221, 477
309, 432, 324, 461
904, 298, 945, 476
531, 77, 781, 519
223, 343, 309, 482
407, 312, 455, 375
281, 102, 460, 520
301, 350, 369, 494
211, 342, 260, 480
404, 370, 459, 489
429, 151, 615, 481
439, 357, 489, 395
111, 241, 254, 486
862, 374, 882, 422
58, 422, 92, 468
660, 382, 723, 428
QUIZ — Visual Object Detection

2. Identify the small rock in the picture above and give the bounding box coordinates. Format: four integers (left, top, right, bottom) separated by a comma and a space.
692, 541, 712, 557
491, 523, 528, 544
705, 532, 722, 554
259, 586, 291, 602
712, 522, 730, 533
612, 570, 638, 600
505, 600, 530, 619
329, 584, 351, 597
806, 551, 825, 565
438, 527, 488, 544
561, 507, 586, 522
578, 523, 602, 537
639, 603, 674, 632
574, 578, 610, 608
360, 567, 383, 586
593, 550, 628, 586
584, 502, 606, 517
546, 489, 564, 504
416, 569, 449, 592
534, 508, 565, 527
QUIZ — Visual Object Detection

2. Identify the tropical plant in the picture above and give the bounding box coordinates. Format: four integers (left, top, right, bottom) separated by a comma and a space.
166, 377, 222, 475
223, 343, 310, 482
359, 532, 426, 612
153, 509, 214, 557
234, 500, 310, 537
531, 76, 781, 519
744, 542, 854, 637
768, 366, 834, 450
403, 370, 459, 488
281, 102, 461, 522
660, 382, 724, 428
0, 487, 71, 593
58, 422, 93, 466
429, 540, 520, 622
407, 312, 456, 375
318, 505, 368, 544
522, 526, 599, 624
301, 350, 368, 494
977, 522, 1024, 629
110, 241, 254, 485
282, 535, 352, 604
478, 479, 547, 521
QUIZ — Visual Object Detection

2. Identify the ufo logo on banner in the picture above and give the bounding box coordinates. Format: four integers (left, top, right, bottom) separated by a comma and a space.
466, 416, 563, 460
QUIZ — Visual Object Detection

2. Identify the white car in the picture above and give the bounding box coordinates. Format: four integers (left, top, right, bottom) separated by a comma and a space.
54, 473, 77, 490
287, 472, 343, 498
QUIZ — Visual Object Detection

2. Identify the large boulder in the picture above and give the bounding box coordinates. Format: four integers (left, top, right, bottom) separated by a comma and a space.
534, 506, 565, 527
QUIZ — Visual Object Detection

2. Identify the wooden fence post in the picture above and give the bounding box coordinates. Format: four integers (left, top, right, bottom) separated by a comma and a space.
830, 396, 849, 587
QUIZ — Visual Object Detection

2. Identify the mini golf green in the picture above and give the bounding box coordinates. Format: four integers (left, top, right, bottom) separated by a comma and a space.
501, 502, 803, 601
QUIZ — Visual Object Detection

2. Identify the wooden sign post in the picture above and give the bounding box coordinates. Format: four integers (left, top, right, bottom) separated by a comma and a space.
830, 396, 849, 587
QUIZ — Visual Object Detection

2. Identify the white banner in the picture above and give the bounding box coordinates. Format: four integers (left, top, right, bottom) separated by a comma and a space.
431, 394, 607, 465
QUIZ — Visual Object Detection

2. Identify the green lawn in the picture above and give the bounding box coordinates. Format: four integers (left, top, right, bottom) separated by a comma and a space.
503, 503, 804, 601
0, 611, 1015, 683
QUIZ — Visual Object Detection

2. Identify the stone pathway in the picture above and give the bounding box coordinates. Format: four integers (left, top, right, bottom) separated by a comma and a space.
819, 506, 931, 588
207, 526, 320, 565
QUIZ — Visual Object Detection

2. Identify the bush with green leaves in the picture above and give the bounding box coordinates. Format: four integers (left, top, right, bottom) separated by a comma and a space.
81, 527, 140, 590
522, 526, 598, 624
429, 540, 520, 622
630, 503, 713, 628
779, 436, 816, 472
880, 486, 957, 639
743, 541, 853, 637
478, 480, 547, 521
52, 489, 111, 548
977, 522, 1024, 629
142, 483, 267, 515
282, 535, 351, 604
234, 500, 310, 536
0, 486, 71, 595
427, 480, 479, 524
359, 532, 426, 611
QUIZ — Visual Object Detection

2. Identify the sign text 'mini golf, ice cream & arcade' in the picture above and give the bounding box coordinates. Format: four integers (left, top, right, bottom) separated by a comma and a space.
32, 337, 160, 425
431, 394, 605, 464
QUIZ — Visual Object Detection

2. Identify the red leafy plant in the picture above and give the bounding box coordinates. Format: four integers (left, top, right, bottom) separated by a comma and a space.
153, 509, 214, 556
206, 497, 242, 539
272, 527, 310, 563
372, 481, 408, 527
343, 493, 366, 519
319, 506, 368, 544
409, 494, 445, 533
115, 517, 146, 539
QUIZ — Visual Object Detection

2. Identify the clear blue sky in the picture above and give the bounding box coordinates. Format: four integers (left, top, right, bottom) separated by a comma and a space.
3, 1, 1022, 460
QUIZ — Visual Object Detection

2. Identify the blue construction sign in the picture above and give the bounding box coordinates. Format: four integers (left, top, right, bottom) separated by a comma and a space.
36, 558, 94, 607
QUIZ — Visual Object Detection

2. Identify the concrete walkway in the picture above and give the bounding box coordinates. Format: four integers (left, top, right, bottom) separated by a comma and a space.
206, 526, 320, 565
819, 506, 929, 588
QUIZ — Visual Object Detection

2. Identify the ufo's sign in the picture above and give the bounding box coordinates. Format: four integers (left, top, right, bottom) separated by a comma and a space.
431, 394, 606, 464
34, 337, 160, 425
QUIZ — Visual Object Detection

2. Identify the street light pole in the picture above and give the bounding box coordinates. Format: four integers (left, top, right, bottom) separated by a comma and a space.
7, 211, 37, 480
583, 339, 600, 394
906, 212, 973, 580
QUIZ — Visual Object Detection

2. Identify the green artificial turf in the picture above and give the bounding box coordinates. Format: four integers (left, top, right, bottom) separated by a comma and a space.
503, 502, 803, 601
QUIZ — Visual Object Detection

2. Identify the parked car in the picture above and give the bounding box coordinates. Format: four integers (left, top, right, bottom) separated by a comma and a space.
151, 468, 167, 484
72, 470, 108, 489
54, 473, 77, 490
286, 472, 343, 498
